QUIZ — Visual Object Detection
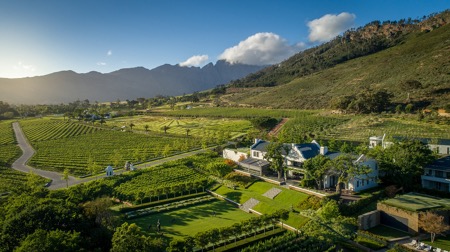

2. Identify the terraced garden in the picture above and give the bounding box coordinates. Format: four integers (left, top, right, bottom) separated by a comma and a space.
213, 181, 310, 228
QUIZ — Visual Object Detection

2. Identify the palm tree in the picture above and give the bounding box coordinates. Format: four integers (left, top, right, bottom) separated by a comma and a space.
186, 128, 191, 137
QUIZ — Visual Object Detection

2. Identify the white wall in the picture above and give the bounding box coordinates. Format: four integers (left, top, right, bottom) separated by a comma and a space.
223, 149, 248, 163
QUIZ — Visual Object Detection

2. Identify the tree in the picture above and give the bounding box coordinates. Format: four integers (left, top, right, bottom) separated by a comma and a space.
111, 222, 164, 252
162, 144, 172, 157
144, 124, 149, 132
369, 140, 434, 190
264, 141, 285, 180
318, 200, 341, 220
82, 197, 114, 227
15, 229, 81, 252
419, 211, 450, 243
162, 125, 170, 134
62, 168, 70, 188
330, 154, 371, 193
129, 123, 135, 131
185, 128, 191, 137
303, 155, 331, 190
249, 117, 279, 131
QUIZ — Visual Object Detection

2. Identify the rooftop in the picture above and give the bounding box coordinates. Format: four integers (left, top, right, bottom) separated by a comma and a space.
382, 192, 450, 212
427, 155, 450, 171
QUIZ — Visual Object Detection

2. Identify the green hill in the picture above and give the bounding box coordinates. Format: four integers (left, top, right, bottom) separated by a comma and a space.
223, 10, 450, 110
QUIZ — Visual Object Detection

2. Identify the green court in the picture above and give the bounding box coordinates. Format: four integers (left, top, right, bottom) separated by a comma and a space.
130, 199, 253, 238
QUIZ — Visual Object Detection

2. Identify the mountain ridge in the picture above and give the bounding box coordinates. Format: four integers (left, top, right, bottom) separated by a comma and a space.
0, 60, 265, 104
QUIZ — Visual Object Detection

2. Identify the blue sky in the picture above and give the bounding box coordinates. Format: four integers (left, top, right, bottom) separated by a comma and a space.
0, 0, 448, 78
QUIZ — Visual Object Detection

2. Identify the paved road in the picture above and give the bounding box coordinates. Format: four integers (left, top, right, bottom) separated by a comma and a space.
12, 122, 77, 190
11, 121, 214, 190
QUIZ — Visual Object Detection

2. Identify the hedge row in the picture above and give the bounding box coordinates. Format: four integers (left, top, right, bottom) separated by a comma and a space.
118, 192, 207, 213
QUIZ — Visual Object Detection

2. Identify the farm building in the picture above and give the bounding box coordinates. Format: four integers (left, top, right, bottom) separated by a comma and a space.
373, 135, 450, 155
422, 155, 450, 192
359, 193, 450, 234
229, 138, 379, 193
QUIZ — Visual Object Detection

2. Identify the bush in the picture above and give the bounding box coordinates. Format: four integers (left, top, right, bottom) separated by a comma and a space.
339, 190, 385, 216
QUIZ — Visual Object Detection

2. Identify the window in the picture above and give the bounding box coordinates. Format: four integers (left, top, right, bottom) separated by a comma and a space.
253, 151, 259, 158
362, 180, 365, 186
447, 172, 450, 179
357, 181, 359, 187
435, 170, 444, 178
447, 147, 449, 155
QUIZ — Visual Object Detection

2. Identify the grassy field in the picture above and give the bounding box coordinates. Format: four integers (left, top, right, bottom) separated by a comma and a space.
367, 225, 410, 240
214, 181, 310, 228
130, 199, 253, 238
422, 235, 450, 250
382, 192, 450, 212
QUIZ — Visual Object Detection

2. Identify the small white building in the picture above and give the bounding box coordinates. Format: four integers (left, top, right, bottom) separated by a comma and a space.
105, 166, 114, 177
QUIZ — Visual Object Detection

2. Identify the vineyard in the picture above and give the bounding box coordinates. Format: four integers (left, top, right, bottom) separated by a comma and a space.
114, 162, 209, 202
27, 128, 204, 176
19, 118, 98, 142
0, 121, 20, 166
0, 121, 16, 145
158, 107, 316, 118
106, 115, 251, 139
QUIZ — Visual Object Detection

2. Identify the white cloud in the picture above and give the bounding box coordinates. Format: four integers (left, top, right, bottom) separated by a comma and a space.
219, 32, 305, 65
107, 50, 112, 56
97, 62, 107, 66
13, 61, 36, 72
179, 55, 209, 67
308, 12, 356, 42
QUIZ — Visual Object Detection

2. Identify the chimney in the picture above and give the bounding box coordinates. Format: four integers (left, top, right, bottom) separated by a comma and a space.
254, 138, 260, 144
320, 146, 328, 155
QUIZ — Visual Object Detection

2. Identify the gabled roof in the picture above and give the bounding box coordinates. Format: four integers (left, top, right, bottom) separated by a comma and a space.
426, 156, 450, 171
251, 140, 270, 152
293, 143, 320, 159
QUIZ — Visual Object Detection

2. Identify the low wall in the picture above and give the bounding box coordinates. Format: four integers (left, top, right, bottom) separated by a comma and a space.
206, 189, 241, 207
358, 210, 380, 230
288, 185, 327, 198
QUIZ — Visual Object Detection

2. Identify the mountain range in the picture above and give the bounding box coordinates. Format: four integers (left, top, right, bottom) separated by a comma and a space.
0, 61, 264, 104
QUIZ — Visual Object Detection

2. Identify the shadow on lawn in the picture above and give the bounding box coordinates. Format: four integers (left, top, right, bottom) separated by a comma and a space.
133, 200, 248, 238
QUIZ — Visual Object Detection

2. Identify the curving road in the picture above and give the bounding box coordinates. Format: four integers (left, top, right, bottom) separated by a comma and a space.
12, 122, 78, 190
11, 122, 215, 190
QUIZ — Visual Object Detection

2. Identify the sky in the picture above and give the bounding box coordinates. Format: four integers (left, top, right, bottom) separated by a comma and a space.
0, 0, 448, 78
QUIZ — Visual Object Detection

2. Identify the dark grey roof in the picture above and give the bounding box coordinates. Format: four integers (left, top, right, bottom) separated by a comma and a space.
251, 140, 270, 152
240, 158, 270, 167
427, 156, 450, 171
295, 143, 320, 159
324, 151, 343, 160
393, 136, 450, 146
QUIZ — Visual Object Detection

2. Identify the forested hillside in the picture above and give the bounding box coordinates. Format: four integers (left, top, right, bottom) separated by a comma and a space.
224, 10, 450, 110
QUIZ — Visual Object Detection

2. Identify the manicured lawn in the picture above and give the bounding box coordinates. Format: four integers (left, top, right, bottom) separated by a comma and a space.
382, 192, 450, 212
367, 225, 410, 240
129, 199, 253, 238
214, 181, 310, 228
422, 235, 450, 251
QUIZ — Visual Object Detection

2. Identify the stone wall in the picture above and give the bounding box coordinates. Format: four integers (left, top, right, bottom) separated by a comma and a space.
358, 210, 380, 230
